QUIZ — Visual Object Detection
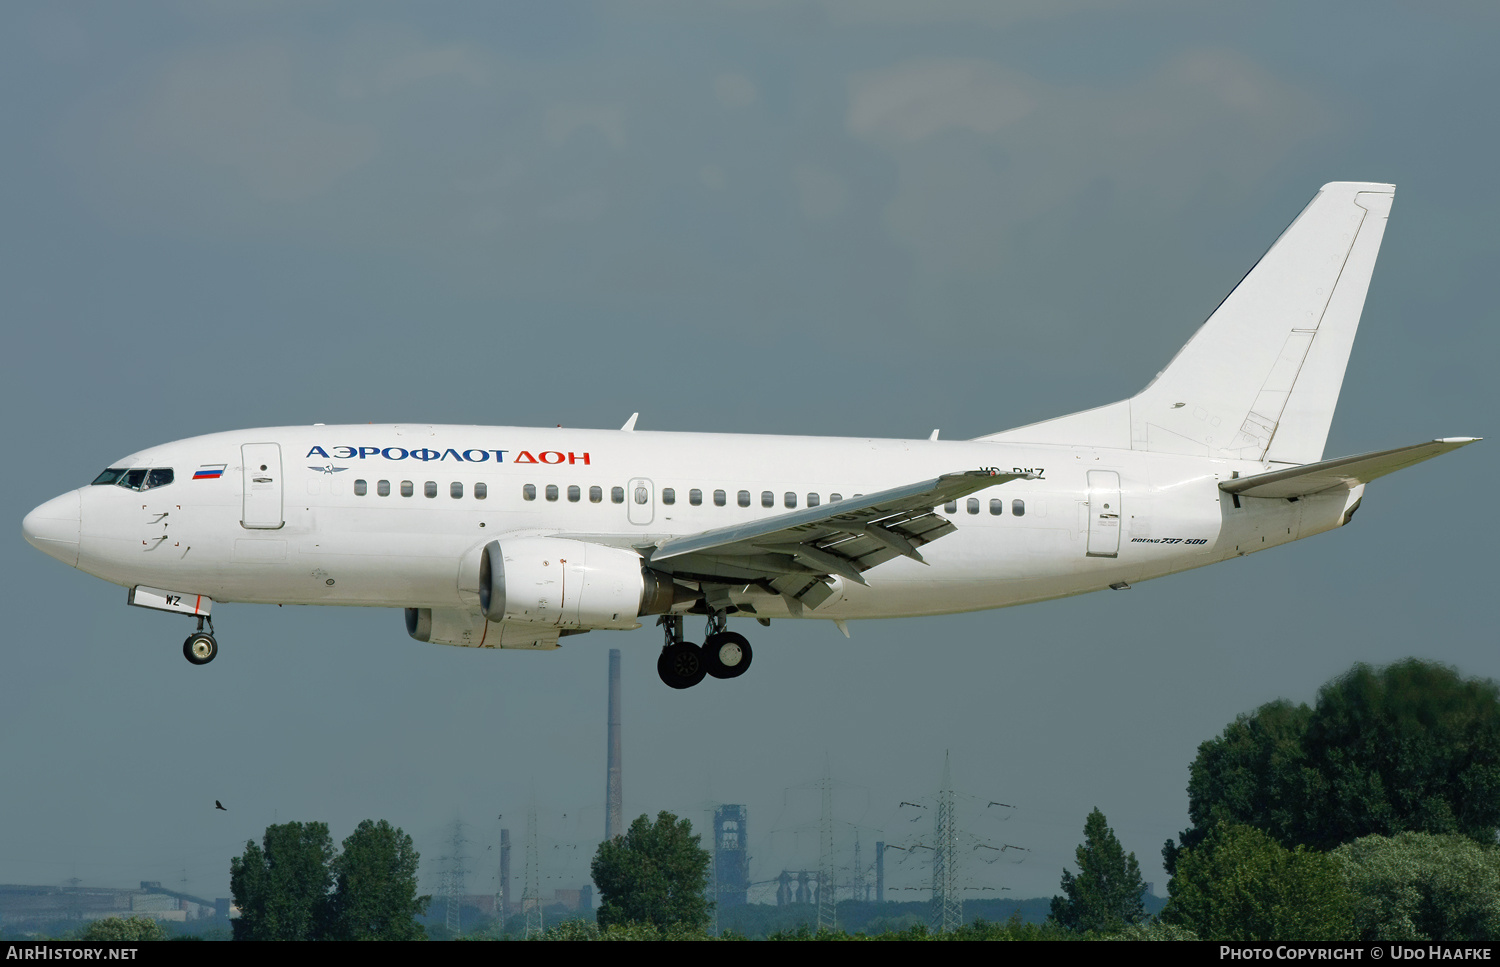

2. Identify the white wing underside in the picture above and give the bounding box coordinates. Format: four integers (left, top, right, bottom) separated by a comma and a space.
645, 469, 1031, 612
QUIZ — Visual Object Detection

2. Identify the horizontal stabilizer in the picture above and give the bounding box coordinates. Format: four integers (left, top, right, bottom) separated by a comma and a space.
1220, 438, 1480, 499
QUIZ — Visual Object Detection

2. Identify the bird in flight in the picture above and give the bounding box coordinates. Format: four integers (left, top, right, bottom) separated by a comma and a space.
215, 801, 227, 811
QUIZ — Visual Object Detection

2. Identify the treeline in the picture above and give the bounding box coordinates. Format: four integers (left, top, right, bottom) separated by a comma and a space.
1051, 659, 1500, 941
28, 658, 1500, 942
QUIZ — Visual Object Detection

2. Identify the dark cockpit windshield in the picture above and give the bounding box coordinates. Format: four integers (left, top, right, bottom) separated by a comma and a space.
91, 468, 174, 491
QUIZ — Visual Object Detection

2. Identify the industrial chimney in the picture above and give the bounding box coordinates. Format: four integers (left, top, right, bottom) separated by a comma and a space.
605, 648, 623, 841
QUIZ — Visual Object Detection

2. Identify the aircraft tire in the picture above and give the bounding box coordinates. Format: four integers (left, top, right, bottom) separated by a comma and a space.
658, 643, 706, 689
703, 632, 752, 680
183, 632, 218, 665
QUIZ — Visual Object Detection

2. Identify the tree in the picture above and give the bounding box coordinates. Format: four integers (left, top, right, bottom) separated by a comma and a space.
326, 820, 430, 940
80, 916, 167, 941
1165, 699, 1313, 872
1049, 807, 1147, 932
1162, 823, 1351, 941
230, 821, 336, 940
1166, 660, 1500, 869
591, 811, 711, 930
1334, 832, 1500, 941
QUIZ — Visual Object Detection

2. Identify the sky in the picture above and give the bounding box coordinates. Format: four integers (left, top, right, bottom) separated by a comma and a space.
2, 0, 1497, 909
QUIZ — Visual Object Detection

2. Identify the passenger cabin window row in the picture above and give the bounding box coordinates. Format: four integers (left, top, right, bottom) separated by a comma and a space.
353, 479, 488, 500
92, 468, 174, 491
945, 497, 1025, 516
350, 476, 1024, 519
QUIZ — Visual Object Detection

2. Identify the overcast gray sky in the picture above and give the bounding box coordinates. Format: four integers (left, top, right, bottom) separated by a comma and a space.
3, 0, 1497, 906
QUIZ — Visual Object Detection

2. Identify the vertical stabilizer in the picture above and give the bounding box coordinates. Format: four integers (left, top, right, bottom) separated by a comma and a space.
978, 182, 1395, 465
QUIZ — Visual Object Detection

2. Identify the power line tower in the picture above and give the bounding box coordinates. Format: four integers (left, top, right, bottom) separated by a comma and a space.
818, 764, 837, 933
931, 753, 963, 933
523, 803, 544, 939
444, 820, 468, 937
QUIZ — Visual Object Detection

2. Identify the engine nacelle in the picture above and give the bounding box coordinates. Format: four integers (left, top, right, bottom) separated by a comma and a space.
479, 538, 676, 630
405, 607, 559, 649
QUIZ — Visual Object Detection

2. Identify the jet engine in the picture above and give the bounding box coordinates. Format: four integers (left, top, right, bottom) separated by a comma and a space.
479, 537, 678, 630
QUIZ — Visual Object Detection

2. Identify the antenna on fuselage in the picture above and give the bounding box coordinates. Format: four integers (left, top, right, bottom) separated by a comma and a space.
621, 413, 639, 432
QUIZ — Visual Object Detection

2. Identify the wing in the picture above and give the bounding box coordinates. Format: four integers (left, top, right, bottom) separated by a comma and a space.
647, 469, 1032, 612
1220, 437, 1479, 500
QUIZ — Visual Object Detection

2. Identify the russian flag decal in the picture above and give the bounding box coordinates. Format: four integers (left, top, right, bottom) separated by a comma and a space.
193, 464, 227, 480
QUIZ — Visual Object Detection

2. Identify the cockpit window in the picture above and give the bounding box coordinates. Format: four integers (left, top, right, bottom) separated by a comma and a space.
94, 468, 175, 491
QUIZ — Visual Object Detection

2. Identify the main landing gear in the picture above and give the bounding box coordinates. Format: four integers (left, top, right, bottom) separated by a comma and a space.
656, 613, 754, 689
183, 616, 218, 665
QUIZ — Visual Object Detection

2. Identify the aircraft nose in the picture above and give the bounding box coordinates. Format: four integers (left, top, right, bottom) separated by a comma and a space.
22, 491, 81, 568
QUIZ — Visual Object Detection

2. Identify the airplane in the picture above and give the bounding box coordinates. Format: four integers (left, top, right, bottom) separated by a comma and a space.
21, 182, 1479, 689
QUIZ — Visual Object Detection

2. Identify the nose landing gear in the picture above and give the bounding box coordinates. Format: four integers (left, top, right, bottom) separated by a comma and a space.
655, 612, 754, 688
182, 616, 218, 665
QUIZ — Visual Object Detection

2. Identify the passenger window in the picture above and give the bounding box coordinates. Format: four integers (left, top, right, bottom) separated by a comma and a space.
784, 492, 797, 509
690, 489, 702, 506
1012, 499, 1026, 517
612, 486, 625, 504
355, 479, 368, 496
475, 482, 487, 500
944, 500, 957, 514
738, 490, 751, 508
807, 493, 820, 507
523, 484, 536, 501
830, 493, 842, 502
401, 480, 414, 498
145, 469, 174, 489
590, 486, 602, 503
546, 484, 559, 501
662, 488, 675, 505
424, 481, 437, 498
634, 486, 648, 504
990, 498, 1003, 515
761, 491, 774, 508
715, 490, 727, 507
451, 482, 464, 499
378, 480, 391, 497
568, 485, 581, 502
967, 498, 979, 515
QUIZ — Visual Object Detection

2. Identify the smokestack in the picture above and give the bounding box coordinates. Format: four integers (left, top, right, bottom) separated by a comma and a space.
606, 648, 623, 841
876, 841, 885, 903
499, 828, 511, 917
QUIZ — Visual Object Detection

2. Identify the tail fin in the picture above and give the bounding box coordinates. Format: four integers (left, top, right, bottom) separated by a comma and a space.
978, 182, 1395, 465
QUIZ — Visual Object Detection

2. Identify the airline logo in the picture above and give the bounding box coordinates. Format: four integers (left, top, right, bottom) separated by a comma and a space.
193, 464, 227, 480
307, 446, 591, 465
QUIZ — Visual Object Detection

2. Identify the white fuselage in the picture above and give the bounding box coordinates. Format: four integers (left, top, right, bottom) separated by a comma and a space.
28, 423, 1358, 627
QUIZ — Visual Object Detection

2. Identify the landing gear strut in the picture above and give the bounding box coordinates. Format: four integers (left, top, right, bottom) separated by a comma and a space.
183, 616, 217, 665
655, 612, 754, 688
656, 615, 704, 689
702, 611, 752, 680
